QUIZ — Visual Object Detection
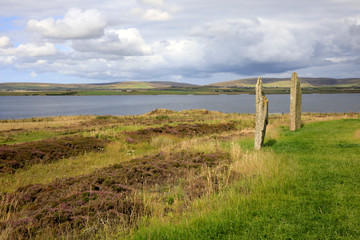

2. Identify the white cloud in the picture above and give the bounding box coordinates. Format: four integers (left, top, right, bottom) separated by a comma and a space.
0, 36, 12, 48
0, 56, 14, 65
245, 19, 314, 62
188, 18, 319, 74
17, 43, 57, 57
153, 39, 203, 67
27, 8, 107, 39
72, 28, 152, 56
325, 57, 353, 63
1, 43, 57, 58
130, 8, 171, 21
1, 0, 360, 83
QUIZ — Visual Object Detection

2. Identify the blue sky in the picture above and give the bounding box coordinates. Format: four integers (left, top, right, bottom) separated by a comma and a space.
0, 0, 359, 84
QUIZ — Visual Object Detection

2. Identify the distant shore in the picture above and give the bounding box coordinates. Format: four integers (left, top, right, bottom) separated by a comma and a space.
1, 87, 360, 96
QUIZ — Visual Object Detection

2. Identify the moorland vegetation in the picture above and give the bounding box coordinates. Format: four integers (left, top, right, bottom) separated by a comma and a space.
0, 110, 359, 239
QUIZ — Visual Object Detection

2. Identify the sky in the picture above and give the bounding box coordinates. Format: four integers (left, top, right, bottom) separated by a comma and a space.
0, 0, 359, 85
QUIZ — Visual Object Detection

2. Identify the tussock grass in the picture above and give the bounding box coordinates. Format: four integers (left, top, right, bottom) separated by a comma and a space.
0, 110, 359, 239
0, 115, 94, 131
0, 141, 135, 193
126, 147, 291, 240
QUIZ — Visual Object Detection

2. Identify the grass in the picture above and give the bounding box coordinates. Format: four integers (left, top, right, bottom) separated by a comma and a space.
0, 130, 63, 144
0, 111, 359, 239
126, 118, 360, 239
0, 140, 153, 193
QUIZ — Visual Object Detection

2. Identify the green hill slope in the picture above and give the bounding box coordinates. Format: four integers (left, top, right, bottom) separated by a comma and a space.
0, 81, 189, 91
210, 77, 360, 88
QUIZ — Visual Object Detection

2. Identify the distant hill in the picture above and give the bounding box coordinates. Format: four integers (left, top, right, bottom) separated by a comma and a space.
209, 78, 360, 88
0, 81, 197, 91
1, 78, 359, 92
149, 81, 197, 87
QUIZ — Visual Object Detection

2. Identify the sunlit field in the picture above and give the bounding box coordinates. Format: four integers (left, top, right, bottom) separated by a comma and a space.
1, 110, 359, 239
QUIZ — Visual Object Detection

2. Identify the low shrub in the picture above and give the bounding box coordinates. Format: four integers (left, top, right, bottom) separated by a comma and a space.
0, 151, 231, 239
124, 122, 237, 143
0, 136, 106, 174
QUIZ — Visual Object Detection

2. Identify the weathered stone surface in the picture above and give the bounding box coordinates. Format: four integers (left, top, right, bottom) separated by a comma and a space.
254, 77, 269, 150
290, 72, 302, 131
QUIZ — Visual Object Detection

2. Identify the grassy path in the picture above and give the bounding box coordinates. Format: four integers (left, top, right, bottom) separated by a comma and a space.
129, 119, 360, 239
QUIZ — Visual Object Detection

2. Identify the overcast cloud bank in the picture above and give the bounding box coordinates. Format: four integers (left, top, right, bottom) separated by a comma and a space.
0, 0, 359, 84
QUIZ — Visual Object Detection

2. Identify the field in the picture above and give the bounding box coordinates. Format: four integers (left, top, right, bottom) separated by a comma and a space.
1, 78, 360, 96
0, 110, 359, 239
209, 77, 360, 88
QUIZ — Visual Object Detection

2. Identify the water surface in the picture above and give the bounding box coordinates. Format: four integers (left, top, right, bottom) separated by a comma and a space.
0, 94, 359, 119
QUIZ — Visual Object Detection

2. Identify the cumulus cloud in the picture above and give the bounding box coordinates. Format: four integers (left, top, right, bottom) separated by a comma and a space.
72, 28, 152, 56
27, 8, 107, 39
3, 16, 360, 81
153, 39, 204, 68
0, 36, 12, 48
0, 56, 14, 65
1, 0, 360, 83
130, 8, 171, 21
197, 19, 312, 57
1, 43, 57, 58
187, 18, 342, 75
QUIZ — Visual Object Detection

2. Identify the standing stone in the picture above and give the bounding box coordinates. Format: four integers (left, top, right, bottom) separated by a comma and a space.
254, 77, 269, 150
290, 72, 302, 131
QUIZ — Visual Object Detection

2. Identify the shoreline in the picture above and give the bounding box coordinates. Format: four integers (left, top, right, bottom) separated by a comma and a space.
1, 87, 360, 96
0, 111, 358, 122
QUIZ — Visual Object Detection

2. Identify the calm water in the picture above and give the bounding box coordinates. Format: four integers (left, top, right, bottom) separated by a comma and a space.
0, 94, 359, 119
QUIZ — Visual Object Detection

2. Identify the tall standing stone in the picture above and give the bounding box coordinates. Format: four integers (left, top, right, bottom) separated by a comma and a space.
290, 72, 302, 131
254, 77, 269, 150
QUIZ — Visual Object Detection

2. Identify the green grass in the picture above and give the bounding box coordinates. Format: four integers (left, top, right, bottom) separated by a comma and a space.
0, 130, 64, 144
1, 113, 359, 239
127, 119, 360, 239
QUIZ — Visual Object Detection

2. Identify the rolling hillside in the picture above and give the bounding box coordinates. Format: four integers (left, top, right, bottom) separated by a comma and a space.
0, 81, 196, 91
1, 78, 359, 94
209, 77, 360, 88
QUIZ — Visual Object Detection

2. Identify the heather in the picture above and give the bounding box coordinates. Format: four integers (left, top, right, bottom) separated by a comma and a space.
0, 136, 106, 174
124, 122, 237, 143
0, 151, 231, 239
0, 110, 358, 239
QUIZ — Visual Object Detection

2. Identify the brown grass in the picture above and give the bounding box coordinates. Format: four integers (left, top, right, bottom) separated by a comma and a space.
0, 110, 358, 239
0, 151, 230, 239
354, 129, 360, 140
0, 116, 94, 131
